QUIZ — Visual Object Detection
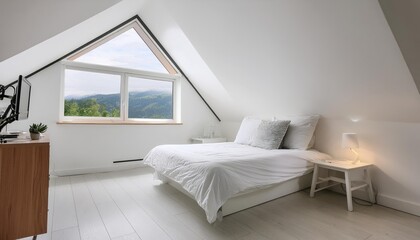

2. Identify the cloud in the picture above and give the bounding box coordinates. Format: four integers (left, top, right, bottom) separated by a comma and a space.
64, 69, 120, 96
74, 28, 168, 73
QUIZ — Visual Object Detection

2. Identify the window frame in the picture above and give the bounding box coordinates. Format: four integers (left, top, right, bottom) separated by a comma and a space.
61, 63, 124, 122
68, 21, 177, 75
59, 19, 182, 125
59, 60, 181, 124
60, 59, 181, 124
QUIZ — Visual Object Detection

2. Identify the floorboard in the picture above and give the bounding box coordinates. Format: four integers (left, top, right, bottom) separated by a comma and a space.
20, 167, 420, 240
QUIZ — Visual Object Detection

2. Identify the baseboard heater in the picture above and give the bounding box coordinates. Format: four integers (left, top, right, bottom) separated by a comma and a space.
113, 158, 143, 163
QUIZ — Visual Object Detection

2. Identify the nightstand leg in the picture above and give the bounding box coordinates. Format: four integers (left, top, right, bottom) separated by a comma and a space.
344, 170, 353, 211
310, 164, 319, 197
364, 168, 376, 203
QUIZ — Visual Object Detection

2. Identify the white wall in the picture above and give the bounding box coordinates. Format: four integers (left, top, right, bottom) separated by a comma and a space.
8, 63, 218, 175
161, 0, 420, 216
316, 118, 420, 215
163, 0, 420, 122
222, 118, 420, 216
2, 0, 420, 217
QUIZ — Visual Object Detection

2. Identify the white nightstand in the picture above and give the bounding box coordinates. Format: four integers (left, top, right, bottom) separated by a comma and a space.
309, 159, 375, 211
191, 137, 227, 144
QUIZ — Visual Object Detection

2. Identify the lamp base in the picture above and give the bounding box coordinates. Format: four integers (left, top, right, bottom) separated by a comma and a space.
350, 148, 359, 164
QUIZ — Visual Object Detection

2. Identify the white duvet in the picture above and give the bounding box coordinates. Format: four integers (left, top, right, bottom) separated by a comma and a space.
143, 142, 331, 223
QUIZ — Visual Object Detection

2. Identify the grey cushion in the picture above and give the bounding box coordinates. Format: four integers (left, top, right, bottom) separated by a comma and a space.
251, 120, 291, 149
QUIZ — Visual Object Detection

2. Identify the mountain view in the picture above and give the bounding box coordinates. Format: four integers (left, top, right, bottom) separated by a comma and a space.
64, 91, 173, 119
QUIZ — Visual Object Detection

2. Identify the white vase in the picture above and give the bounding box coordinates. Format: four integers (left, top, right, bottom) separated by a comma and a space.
30, 132, 40, 140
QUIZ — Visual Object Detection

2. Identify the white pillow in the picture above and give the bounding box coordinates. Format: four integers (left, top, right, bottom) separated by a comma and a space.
307, 134, 315, 149
251, 120, 290, 149
234, 117, 262, 145
281, 115, 320, 150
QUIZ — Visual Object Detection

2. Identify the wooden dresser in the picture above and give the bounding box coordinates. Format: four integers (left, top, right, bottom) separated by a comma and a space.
0, 138, 50, 240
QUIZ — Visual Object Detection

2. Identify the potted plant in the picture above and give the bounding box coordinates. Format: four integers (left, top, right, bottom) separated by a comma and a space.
29, 123, 48, 140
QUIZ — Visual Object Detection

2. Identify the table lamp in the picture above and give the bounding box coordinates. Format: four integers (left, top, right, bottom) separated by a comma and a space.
342, 133, 359, 164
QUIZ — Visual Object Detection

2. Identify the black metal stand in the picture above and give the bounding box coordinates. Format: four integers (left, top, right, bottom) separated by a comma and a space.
0, 81, 18, 133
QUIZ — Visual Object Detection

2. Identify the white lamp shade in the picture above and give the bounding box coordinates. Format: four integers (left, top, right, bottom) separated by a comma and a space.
342, 133, 359, 149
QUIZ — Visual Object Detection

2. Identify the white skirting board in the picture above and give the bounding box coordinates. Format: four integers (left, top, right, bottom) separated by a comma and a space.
168, 173, 312, 217
377, 193, 420, 217
329, 184, 420, 217
51, 162, 146, 176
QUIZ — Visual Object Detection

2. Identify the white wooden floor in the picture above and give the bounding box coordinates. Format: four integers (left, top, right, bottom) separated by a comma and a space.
20, 167, 420, 240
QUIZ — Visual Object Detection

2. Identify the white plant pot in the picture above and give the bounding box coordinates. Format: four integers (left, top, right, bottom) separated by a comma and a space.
30, 133, 40, 140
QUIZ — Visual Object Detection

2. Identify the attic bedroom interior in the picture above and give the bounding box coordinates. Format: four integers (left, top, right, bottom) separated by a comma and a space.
1, 0, 420, 239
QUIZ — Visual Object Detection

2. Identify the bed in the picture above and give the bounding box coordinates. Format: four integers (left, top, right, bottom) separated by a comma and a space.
144, 142, 331, 223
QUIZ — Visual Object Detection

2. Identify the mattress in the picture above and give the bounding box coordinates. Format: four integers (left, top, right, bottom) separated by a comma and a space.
143, 142, 331, 223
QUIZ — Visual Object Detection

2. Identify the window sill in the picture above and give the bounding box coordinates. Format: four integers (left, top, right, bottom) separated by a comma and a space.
57, 120, 183, 125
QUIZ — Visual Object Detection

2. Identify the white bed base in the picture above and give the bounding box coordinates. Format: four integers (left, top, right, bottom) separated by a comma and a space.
166, 172, 313, 218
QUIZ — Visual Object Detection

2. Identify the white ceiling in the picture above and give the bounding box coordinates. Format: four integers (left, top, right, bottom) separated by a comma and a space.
1, 0, 420, 123
0, 0, 121, 62
0, 0, 141, 82
379, 0, 420, 94
155, 0, 420, 122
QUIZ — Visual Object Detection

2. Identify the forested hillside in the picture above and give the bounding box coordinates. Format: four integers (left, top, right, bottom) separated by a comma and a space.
64, 91, 172, 119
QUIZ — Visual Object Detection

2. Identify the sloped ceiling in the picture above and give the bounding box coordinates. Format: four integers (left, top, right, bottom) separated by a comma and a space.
0, 0, 121, 62
0, 0, 238, 120
378, 0, 420, 94
1, 0, 420, 123
154, 0, 420, 122
0, 0, 141, 82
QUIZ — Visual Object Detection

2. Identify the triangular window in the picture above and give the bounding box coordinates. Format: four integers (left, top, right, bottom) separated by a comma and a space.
68, 21, 177, 74
62, 18, 180, 123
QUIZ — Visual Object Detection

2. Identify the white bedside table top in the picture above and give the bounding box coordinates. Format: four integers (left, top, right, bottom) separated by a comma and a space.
310, 159, 373, 170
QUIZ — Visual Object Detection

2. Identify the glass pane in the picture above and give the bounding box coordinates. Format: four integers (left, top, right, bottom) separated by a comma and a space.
127, 76, 173, 119
73, 28, 169, 74
64, 69, 121, 118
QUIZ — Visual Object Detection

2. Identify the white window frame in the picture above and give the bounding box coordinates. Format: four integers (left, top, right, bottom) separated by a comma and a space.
68, 21, 178, 75
60, 61, 181, 124
59, 19, 182, 125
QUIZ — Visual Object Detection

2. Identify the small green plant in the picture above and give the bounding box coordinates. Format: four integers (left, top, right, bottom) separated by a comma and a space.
29, 123, 48, 134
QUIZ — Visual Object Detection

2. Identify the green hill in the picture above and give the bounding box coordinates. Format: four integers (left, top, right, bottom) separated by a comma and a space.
64, 91, 172, 119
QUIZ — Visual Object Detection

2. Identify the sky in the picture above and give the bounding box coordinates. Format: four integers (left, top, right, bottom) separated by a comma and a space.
65, 28, 172, 97
64, 69, 173, 97
64, 69, 120, 97
75, 28, 168, 73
